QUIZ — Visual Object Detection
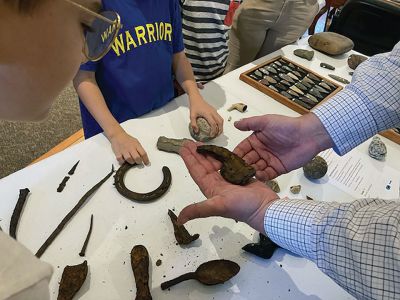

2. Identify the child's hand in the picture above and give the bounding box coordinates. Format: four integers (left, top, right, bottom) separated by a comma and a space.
109, 131, 150, 165
189, 94, 224, 137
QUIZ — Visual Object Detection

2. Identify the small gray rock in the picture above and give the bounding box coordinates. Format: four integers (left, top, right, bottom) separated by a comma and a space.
290, 185, 301, 194
294, 49, 314, 61
303, 156, 328, 180
348, 54, 367, 70
189, 117, 217, 142
266, 180, 280, 193
157, 136, 191, 154
368, 136, 387, 160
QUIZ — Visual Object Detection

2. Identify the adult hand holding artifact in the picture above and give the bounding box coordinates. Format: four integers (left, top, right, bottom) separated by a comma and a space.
233, 113, 334, 181
177, 141, 279, 233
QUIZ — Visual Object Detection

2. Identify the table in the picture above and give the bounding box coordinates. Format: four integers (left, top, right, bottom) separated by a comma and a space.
1, 44, 399, 300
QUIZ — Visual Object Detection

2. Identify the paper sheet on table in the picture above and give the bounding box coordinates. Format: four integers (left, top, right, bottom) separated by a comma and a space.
320, 149, 400, 199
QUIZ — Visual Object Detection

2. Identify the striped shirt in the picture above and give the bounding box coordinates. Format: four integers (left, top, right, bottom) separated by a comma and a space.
180, 0, 232, 81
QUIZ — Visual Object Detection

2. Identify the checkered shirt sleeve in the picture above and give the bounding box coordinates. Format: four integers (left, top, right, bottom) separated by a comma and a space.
313, 42, 400, 155
264, 198, 400, 299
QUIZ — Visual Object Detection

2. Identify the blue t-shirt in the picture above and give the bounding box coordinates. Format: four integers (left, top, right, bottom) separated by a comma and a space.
79, 0, 184, 138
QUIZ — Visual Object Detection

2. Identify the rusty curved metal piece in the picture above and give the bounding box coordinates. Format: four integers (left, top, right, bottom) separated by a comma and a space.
114, 162, 171, 201
197, 145, 255, 185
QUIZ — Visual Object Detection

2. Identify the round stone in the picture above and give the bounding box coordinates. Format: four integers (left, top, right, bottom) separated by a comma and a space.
290, 185, 301, 194
303, 156, 328, 180
189, 117, 216, 142
368, 136, 387, 161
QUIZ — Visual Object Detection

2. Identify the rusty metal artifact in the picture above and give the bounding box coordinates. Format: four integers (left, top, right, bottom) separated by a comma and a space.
242, 233, 279, 259
161, 259, 240, 290
114, 162, 171, 202
58, 261, 88, 300
197, 145, 255, 185
131, 245, 152, 300
168, 209, 199, 245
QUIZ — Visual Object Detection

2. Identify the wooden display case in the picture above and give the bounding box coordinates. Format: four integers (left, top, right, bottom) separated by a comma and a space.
240, 55, 400, 145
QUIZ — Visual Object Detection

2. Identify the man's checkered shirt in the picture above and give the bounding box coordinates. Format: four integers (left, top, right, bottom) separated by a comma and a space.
264, 42, 400, 299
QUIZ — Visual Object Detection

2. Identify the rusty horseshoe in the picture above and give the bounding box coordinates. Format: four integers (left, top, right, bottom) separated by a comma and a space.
114, 162, 172, 201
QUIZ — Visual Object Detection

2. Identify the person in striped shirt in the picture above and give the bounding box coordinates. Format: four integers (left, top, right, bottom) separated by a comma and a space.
180, 0, 233, 81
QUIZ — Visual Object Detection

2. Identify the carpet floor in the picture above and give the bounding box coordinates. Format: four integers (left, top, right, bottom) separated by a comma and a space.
0, 84, 82, 178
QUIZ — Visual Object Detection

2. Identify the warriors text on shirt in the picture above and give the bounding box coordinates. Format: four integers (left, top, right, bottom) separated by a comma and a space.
111, 22, 173, 56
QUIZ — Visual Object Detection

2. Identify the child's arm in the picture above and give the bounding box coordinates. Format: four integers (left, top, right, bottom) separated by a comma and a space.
173, 51, 224, 137
73, 70, 149, 165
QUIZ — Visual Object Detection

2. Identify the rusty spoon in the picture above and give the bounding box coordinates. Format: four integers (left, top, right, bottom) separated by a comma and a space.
161, 259, 240, 290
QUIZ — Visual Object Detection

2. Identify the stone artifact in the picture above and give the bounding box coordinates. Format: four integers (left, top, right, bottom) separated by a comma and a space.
161, 259, 240, 290
293, 49, 314, 61
303, 156, 328, 180
36, 167, 114, 258
9, 188, 30, 240
319, 82, 332, 91
313, 85, 329, 94
57, 176, 70, 193
197, 145, 255, 185
227, 103, 247, 113
290, 185, 301, 194
266, 66, 277, 74
289, 85, 304, 95
189, 117, 217, 142
279, 73, 295, 84
269, 85, 278, 92
349, 72, 354, 76
287, 72, 299, 81
295, 82, 307, 91
249, 74, 259, 80
368, 136, 387, 160
259, 67, 269, 75
114, 163, 171, 202
287, 89, 299, 98
347, 54, 367, 70
306, 195, 314, 200
309, 32, 354, 55
265, 76, 277, 84
266, 180, 280, 193
328, 74, 350, 84
157, 136, 191, 154
305, 93, 318, 103
58, 261, 88, 300
309, 88, 323, 99
168, 209, 199, 245
254, 70, 263, 77
302, 76, 315, 86
293, 98, 312, 110
320, 62, 335, 70
259, 78, 269, 86
299, 96, 315, 106
242, 233, 279, 259
275, 83, 287, 91
280, 91, 292, 99
79, 214, 93, 257
131, 245, 152, 300
307, 73, 321, 82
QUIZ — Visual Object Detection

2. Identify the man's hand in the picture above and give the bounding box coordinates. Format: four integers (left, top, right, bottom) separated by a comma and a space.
233, 113, 333, 181
177, 141, 279, 233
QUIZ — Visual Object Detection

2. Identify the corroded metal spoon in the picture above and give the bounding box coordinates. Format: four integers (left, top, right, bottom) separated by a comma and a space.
161, 259, 240, 290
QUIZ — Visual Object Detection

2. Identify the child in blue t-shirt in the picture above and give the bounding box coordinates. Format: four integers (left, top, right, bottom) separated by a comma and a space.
74, 0, 223, 165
